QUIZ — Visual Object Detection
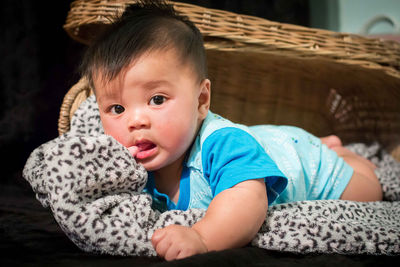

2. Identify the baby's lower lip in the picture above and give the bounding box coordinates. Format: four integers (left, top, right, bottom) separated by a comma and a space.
135, 143, 157, 160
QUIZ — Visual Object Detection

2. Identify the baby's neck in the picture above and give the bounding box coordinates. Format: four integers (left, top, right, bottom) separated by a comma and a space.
153, 161, 183, 204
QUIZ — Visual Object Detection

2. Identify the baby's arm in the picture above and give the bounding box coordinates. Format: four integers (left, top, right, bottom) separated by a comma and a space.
151, 179, 268, 261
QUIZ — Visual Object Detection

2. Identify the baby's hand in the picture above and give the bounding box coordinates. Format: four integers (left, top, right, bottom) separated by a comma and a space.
127, 146, 139, 158
151, 225, 208, 261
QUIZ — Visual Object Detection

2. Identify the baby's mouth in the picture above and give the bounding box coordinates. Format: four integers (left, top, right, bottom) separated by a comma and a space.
135, 141, 157, 160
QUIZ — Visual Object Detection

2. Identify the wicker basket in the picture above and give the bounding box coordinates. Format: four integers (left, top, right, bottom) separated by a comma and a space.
60, 0, 400, 161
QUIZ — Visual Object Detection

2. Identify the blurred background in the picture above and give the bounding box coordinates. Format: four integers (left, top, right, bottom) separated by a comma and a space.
1, 0, 399, 188
309, 0, 400, 41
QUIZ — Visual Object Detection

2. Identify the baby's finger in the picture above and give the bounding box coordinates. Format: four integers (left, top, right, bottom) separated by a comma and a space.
176, 249, 193, 260
152, 229, 172, 257
164, 245, 181, 261
127, 146, 139, 157
154, 237, 172, 259
151, 228, 165, 247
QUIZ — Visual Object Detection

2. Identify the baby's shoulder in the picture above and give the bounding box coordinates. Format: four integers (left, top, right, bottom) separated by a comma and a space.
198, 111, 252, 143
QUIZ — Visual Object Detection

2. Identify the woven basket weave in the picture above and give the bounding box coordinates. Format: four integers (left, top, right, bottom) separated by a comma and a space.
60, 0, 400, 160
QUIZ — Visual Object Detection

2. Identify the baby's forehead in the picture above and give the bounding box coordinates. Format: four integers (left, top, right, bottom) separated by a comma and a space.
93, 48, 199, 93
92, 66, 133, 96
93, 78, 121, 101
137, 47, 187, 65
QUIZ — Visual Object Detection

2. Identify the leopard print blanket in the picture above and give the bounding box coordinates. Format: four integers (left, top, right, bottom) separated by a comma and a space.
23, 95, 400, 256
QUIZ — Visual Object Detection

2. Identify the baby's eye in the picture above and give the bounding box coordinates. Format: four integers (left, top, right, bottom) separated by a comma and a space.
149, 95, 166, 106
110, 105, 125, 114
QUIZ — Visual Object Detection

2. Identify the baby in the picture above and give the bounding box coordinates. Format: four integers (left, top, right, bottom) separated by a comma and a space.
79, 1, 382, 261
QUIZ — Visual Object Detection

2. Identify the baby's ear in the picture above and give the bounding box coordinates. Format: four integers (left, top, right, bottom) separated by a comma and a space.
198, 78, 211, 120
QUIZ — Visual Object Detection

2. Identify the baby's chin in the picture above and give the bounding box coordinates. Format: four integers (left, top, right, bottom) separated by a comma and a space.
135, 156, 163, 171
139, 156, 182, 173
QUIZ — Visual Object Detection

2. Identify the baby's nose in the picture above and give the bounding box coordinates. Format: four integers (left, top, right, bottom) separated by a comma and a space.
127, 111, 150, 129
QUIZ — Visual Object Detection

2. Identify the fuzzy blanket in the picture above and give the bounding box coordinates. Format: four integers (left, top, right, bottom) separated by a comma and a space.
23, 95, 400, 256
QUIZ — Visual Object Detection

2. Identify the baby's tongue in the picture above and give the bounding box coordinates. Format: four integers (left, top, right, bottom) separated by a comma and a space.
137, 142, 155, 152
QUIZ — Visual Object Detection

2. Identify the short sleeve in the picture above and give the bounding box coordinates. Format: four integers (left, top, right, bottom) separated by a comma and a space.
201, 127, 288, 205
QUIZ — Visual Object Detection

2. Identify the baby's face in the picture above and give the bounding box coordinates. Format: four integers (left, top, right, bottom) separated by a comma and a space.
95, 49, 210, 172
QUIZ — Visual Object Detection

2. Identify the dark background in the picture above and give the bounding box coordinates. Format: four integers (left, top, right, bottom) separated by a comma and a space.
1, 0, 84, 185
0, 0, 309, 187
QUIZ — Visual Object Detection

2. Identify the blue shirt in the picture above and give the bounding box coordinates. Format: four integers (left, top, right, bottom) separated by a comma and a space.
145, 112, 288, 211
145, 111, 353, 211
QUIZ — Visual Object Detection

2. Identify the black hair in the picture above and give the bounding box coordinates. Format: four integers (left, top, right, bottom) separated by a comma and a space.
80, 0, 207, 89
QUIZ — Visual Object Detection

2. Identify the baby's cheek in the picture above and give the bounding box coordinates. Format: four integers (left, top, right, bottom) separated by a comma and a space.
111, 133, 129, 147
103, 126, 128, 147
171, 125, 197, 151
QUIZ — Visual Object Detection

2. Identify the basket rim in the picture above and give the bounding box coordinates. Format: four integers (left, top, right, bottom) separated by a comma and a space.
63, 0, 400, 79
58, 77, 92, 135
